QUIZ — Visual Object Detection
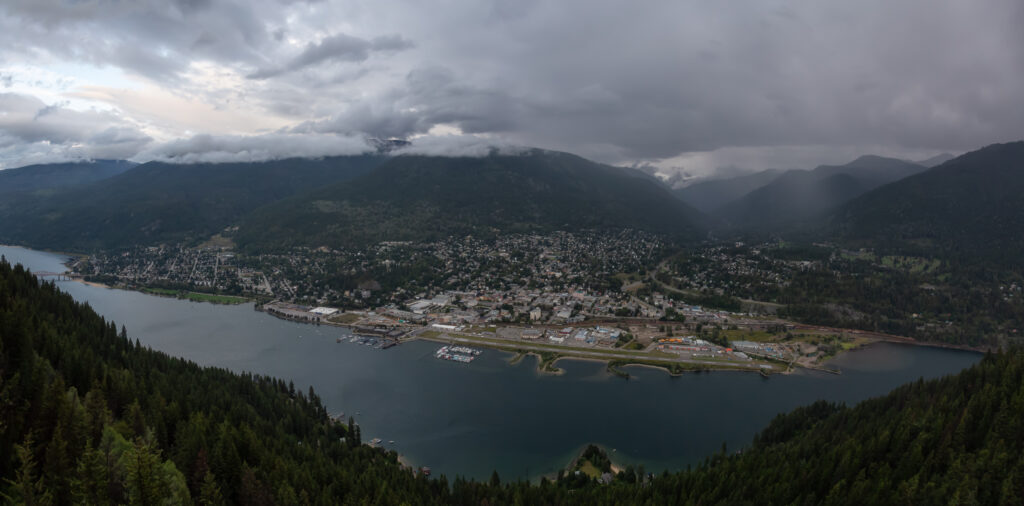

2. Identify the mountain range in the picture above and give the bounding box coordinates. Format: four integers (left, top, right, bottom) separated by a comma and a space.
0, 142, 1021, 263
677, 155, 929, 229
0, 159, 136, 195
0, 155, 384, 251
235, 150, 705, 250
0, 149, 705, 252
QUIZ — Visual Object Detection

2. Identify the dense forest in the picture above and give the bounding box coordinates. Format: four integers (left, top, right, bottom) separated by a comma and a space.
0, 156, 385, 252
3, 257, 1023, 504
0, 258, 442, 505
832, 141, 1024, 267
233, 150, 705, 250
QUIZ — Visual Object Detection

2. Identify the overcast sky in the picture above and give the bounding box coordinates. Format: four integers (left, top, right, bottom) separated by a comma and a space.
1, 0, 1022, 175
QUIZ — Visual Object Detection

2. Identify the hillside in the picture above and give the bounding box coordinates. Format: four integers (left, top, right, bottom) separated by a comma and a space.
0, 159, 136, 194
833, 141, 1024, 265
717, 155, 926, 229
235, 150, 707, 250
672, 169, 783, 213
0, 155, 385, 251
0, 258, 444, 504
3, 257, 1021, 504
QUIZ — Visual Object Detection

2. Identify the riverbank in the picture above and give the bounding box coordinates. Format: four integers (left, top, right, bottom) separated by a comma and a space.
40, 246, 989, 377
140, 287, 251, 305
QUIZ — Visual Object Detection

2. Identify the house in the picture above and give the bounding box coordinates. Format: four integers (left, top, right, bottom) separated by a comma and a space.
529, 307, 543, 321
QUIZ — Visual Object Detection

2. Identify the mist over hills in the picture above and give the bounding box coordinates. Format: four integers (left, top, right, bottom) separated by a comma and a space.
712, 155, 927, 229
672, 169, 784, 214
917, 152, 956, 167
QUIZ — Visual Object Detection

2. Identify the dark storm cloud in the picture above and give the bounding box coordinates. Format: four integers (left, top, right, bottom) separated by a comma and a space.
292, 66, 521, 139
0, 0, 276, 83
249, 32, 414, 79
1, 0, 1023, 170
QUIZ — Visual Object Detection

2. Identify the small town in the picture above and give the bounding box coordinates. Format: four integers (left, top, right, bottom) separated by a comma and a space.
67, 231, 889, 375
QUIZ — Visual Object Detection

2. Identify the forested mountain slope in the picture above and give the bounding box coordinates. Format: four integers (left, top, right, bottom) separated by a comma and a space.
833, 141, 1024, 266
0, 159, 136, 195
0, 156, 385, 252
0, 258, 438, 505
235, 150, 706, 250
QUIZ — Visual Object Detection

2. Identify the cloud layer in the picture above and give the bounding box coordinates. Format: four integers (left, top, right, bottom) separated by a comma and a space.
1, 0, 1022, 172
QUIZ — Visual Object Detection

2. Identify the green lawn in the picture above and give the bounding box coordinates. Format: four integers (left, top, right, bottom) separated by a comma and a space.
142, 288, 249, 305
578, 460, 603, 479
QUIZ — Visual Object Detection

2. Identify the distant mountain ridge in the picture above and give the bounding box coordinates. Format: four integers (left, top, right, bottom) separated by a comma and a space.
0, 149, 706, 252
673, 169, 784, 213
235, 149, 707, 250
0, 159, 136, 194
0, 155, 386, 251
916, 152, 956, 167
831, 141, 1024, 265
715, 155, 927, 229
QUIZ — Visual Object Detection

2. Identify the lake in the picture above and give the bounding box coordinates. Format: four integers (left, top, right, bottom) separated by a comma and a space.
1, 245, 983, 480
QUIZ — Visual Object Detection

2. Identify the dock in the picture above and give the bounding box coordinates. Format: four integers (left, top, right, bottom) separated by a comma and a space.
435, 345, 482, 363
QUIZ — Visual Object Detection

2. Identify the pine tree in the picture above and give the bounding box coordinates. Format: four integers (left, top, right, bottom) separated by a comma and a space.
198, 470, 226, 506
6, 435, 54, 506
123, 438, 168, 506
75, 445, 112, 506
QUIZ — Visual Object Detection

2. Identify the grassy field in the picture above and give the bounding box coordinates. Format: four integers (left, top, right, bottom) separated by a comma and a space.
578, 460, 603, 479
719, 328, 779, 342
142, 287, 249, 305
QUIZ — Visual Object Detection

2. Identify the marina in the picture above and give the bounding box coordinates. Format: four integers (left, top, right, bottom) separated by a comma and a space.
435, 345, 483, 363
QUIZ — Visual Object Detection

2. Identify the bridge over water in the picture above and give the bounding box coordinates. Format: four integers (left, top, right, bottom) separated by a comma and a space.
33, 271, 79, 281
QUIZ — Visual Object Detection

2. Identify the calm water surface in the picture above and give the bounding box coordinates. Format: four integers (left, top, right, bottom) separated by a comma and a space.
1, 245, 983, 480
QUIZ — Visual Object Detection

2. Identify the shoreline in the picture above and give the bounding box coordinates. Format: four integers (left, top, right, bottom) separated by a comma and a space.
70, 276, 991, 369
18, 245, 989, 366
